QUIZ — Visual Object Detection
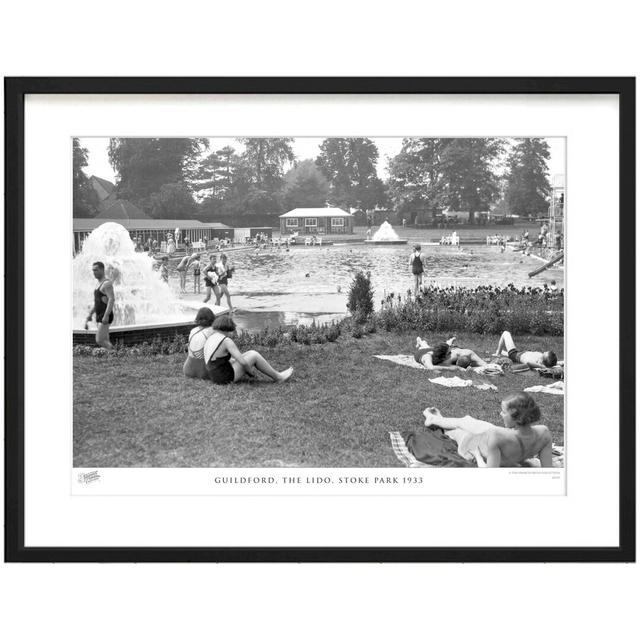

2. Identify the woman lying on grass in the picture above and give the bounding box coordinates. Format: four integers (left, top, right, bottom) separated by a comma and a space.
414, 336, 502, 374
183, 307, 216, 380
423, 391, 553, 467
203, 316, 293, 385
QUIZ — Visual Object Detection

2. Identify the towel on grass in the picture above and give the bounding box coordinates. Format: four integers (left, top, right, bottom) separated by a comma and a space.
524, 381, 564, 395
429, 376, 497, 391
374, 354, 424, 369
374, 355, 503, 376
389, 429, 475, 468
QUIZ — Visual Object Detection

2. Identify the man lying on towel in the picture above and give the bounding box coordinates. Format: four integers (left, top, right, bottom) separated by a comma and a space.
414, 336, 502, 374
492, 330, 560, 370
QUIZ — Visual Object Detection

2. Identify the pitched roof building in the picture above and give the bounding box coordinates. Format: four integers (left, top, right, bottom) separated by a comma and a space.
279, 207, 353, 235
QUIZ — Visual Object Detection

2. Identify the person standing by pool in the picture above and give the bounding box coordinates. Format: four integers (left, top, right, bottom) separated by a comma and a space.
85, 261, 115, 349
204, 316, 293, 385
176, 252, 197, 294
214, 253, 234, 311
203, 254, 220, 304
192, 254, 201, 293
410, 244, 426, 295
159, 256, 169, 284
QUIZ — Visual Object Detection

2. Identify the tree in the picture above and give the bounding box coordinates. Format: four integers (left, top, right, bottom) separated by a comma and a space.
281, 159, 330, 208
108, 137, 208, 208
72, 138, 99, 217
316, 138, 386, 210
148, 182, 197, 219
504, 138, 551, 217
438, 138, 504, 223
387, 138, 449, 222
238, 138, 295, 191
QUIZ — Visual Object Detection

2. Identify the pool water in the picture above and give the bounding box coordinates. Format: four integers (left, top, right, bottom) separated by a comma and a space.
176, 244, 564, 330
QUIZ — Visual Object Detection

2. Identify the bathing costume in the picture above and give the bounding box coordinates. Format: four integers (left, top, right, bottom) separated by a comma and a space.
414, 347, 432, 364
204, 333, 235, 385
216, 262, 228, 286
411, 252, 424, 275
183, 326, 214, 379
176, 256, 190, 272
94, 280, 114, 325
203, 265, 218, 288
188, 326, 214, 359
508, 348, 543, 366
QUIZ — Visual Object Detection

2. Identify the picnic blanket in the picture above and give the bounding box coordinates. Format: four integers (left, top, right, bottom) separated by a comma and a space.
374, 355, 503, 376
524, 381, 565, 395
429, 376, 498, 391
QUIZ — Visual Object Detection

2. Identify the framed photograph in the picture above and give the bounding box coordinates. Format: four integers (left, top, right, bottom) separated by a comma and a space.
4, 77, 635, 562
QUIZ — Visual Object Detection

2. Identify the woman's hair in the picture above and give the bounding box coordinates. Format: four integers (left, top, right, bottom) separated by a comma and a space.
194, 307, 215, 327
542, 350, 558, 367
213, 316, 237, 332
414, 244, 421, 251
456, 354, 472, 368
220, 253, 227, 262
502, 392, 541, 426
431, 343, 451, 365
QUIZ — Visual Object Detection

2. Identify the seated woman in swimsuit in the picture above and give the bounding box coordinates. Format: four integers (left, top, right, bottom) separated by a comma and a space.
422, 391, 553, 467
183, 307, 216, 380
203, 316, 294, 385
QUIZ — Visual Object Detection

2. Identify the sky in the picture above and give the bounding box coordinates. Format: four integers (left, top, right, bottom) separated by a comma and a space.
79, 136, 566, 184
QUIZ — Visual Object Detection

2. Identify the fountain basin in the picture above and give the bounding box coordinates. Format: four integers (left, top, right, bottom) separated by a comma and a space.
74, 321, 197, 346
364, 239, 408, 245
73, 305, 230, 346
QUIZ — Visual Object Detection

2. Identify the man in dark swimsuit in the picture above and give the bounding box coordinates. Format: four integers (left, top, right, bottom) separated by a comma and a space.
86, 261, 115, 349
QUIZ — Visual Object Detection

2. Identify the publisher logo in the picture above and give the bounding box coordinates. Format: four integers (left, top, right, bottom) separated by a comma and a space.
78, 470, 101, 484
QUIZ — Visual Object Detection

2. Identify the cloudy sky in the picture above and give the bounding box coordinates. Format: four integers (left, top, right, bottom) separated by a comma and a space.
79, 136, 566, 184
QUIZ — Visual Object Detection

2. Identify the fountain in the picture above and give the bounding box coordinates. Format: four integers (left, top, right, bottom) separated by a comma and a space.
365, 221, 408, 245
73, 222, 227, 345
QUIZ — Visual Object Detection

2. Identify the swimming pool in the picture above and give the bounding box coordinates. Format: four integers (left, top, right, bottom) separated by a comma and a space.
179, 244, 564, 330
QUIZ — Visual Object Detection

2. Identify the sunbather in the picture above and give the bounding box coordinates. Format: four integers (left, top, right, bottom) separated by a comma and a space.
414, 336, 489, 371
423, 391, 553, 467
492, 330, 558, 370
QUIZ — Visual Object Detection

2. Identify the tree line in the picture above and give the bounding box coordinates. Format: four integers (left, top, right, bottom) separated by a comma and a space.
73, 136, 552, 223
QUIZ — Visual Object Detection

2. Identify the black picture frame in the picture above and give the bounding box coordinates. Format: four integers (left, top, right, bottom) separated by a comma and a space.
4, 77, 635, 563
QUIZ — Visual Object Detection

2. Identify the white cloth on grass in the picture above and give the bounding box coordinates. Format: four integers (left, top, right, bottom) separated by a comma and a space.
523, 381, 564, 395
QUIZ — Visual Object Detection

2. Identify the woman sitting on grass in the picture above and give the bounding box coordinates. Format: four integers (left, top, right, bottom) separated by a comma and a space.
183, 307, 216, 380
203, 316, 293, 385
423, 391, 553, 467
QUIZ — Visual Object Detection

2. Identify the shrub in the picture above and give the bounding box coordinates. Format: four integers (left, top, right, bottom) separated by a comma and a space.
376, 285, 563, 335
347, 271, 374, 323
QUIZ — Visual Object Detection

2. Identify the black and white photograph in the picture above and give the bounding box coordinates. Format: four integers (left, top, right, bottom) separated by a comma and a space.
72, 135, 565, 473
6, 77, 632, 561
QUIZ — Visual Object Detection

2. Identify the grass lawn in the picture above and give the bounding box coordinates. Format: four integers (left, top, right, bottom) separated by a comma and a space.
73, 331, 564, 468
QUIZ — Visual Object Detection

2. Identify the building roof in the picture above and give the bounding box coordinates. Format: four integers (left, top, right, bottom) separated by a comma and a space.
279, 207, 352, 218
74, 218, 232, 232
90, 175, 116, 199
96, 199, 149, 220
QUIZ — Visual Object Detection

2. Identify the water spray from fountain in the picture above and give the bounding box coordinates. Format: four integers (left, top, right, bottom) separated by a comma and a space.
366, 221, 408, 244
73, 222, 187, 329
